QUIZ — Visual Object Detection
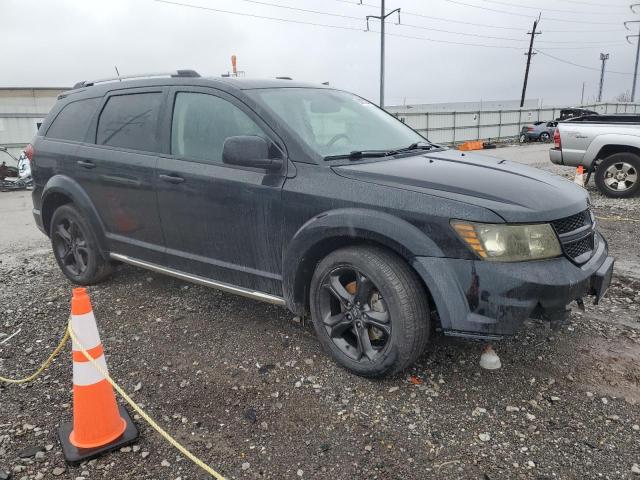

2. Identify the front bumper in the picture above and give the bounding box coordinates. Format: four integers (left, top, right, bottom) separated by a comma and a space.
411, 232, 613, 338
549, 147, 563, 165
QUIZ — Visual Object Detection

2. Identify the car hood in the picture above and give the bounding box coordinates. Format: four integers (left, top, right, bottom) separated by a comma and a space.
332, 149, 588, 223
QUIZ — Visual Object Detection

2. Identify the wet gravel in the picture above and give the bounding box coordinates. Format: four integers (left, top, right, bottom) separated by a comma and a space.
1, 146, 640, 479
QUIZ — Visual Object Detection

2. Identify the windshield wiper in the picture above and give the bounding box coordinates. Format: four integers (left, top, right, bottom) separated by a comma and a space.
323, 142, 436, 161
393, 141, 435, 153
324, 150, 397, 161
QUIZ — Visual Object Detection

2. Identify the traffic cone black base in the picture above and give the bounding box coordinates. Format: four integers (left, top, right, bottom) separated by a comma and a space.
58, 405, 139, 465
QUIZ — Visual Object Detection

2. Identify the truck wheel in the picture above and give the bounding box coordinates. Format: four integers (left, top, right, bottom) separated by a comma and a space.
595, 153, 640, 198
309, 246, 430, 378
50, 204, 112, 285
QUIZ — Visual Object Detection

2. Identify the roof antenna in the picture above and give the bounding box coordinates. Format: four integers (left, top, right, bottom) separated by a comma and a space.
114, 66, 122, 82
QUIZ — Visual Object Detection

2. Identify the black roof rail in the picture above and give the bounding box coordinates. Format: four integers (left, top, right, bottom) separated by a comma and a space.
72, 69, 200, 89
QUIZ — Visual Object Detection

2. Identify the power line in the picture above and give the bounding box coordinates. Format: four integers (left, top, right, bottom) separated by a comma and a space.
437, 0, 623, 24
556, 0, 628, 6
329, 0, 625, 32
149, 0, 625, 51
149, 0, 520, 49
534, 48, 633, 75
480, 0, 626, 15
223, 0, 623, 45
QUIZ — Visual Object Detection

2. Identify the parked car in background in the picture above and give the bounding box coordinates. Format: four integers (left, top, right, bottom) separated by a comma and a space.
520, 121, 557, 143
557, 108, 598, 121
550, 114, 640, 197
29, 71, 614, 377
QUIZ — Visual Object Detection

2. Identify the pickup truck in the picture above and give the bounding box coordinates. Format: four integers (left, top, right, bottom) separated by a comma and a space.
550, 115, 640, 198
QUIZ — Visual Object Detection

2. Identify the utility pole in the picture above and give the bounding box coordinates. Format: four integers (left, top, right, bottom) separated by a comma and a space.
520, 13, 542, 108
366, 1, 400, 109
581, 81, 585, 104
625, 6, 640, 102
598, 53, 609, 102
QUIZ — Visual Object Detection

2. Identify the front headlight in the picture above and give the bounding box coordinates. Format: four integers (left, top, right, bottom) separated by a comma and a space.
451, 221, 562, 262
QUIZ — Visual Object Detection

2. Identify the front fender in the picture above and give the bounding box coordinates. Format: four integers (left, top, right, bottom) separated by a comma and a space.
282, 208, 445, 314
42, 175, 108, 254
584, 133, 640, 166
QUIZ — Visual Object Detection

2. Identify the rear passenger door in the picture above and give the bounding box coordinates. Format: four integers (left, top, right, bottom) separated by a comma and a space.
156, 87, 286, 295
74, 88, 167, 263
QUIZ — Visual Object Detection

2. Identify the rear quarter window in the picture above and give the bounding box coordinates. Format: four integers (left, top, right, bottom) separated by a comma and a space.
45, 98, 100, 142
96, 92, 163, 152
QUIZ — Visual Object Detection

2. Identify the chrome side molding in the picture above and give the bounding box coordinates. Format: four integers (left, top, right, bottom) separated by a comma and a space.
110, 253, 286, 306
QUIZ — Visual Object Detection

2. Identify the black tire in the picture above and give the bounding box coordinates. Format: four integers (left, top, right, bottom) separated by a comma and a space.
594, 153, 640, 198
309, 246, 430, 378
539, 132, 550, 142
50, 204, 112, 284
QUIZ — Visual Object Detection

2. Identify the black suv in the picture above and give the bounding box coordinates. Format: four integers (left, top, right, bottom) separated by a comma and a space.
31, 70, 614, 377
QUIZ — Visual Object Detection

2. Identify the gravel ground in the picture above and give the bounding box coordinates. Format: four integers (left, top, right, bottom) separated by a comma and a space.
1, 145, 639, 479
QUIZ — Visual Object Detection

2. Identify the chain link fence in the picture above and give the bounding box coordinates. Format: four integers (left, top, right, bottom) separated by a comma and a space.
392, 103, 640, 145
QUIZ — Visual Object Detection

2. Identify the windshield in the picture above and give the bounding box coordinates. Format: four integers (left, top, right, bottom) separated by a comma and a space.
248, 88, 428, 158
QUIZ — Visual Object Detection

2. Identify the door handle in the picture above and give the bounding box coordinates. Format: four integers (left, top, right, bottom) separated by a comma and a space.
77, 160, 96, 169
159, 174, 185, 184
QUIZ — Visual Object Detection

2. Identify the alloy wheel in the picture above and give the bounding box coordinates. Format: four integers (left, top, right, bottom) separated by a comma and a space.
318, 266, 392, 362
52, 217, 89, 276
603, 161, 638, 192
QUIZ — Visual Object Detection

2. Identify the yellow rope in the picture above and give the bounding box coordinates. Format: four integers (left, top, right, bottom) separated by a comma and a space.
1, 319, 227, 480
0, 328, 70, 384
66, 322, 227, 480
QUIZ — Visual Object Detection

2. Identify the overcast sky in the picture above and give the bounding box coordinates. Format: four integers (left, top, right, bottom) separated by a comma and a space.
2, 0, 637, 106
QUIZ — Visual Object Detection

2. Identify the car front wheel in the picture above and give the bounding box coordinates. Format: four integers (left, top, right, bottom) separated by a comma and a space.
310, 246, 430, 378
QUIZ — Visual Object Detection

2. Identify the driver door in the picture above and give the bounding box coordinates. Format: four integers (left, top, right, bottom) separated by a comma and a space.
155, 88, 287, 295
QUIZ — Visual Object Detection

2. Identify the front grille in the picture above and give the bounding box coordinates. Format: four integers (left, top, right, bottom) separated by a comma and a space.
551, 209, 595, 263
564, 235, 594, 259
551, 209, 591, 235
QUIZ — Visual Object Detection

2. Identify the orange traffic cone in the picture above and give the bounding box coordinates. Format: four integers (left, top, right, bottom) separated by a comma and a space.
574, 165, 585, 187
58, 288, 138, 465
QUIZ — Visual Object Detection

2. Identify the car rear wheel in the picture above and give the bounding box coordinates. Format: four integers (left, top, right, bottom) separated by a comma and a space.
310, 246, 430, 378
595, 153, 640, 198
50, 204, 112, 284
539, 132, 550, 142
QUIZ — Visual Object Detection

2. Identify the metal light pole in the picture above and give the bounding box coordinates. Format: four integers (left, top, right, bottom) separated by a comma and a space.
366, 1, 400, 109
625, 9, 640, 101
581, 81, 585, 104
598, 53, 609, 102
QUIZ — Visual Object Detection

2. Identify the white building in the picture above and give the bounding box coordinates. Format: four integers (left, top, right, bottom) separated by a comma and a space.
0, 87, 67, 162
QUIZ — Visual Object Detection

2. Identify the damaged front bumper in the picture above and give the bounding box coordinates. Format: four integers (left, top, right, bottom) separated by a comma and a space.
411, 232, 614, 338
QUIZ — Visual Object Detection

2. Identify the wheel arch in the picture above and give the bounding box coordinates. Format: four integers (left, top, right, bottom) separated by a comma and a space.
583, 134, 640, 168
595, 144, 640, 166
41, 175, 109, 254
282, 208, 444, 316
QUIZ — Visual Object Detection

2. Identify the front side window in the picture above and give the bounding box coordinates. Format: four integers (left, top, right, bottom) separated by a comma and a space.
46, 98, 100, 142
247, 88, 427, 158
171, 92, 267, 164
97, 92, 163, 152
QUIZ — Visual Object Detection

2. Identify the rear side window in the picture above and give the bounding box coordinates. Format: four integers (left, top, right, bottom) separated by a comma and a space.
97, 92, 163, 152
46, 98, 100, 142
171, 92, 266, 164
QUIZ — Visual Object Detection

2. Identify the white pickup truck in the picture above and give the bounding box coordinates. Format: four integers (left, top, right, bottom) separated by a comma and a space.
550, 115, 640, 198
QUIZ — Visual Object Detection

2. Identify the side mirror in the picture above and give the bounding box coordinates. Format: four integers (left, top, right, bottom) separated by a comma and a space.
222, 135, 283, 171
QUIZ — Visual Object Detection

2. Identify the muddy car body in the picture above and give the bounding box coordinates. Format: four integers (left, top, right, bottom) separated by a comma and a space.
30, 72, 614, 376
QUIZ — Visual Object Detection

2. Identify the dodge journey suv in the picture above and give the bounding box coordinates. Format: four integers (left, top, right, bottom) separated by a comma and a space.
30, 70, 614, 377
